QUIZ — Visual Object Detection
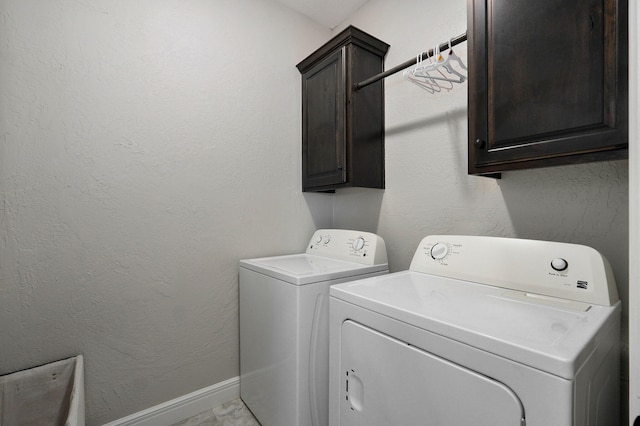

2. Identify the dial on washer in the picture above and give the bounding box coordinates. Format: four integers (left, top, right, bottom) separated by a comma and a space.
352, 237, 366, 251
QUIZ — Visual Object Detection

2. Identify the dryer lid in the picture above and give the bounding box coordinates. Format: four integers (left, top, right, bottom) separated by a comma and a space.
330, 271, 620, 379
240, 254, 387, 285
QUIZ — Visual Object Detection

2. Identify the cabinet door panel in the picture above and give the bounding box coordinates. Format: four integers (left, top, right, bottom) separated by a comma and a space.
468, 0, 627, 174
490, 0, 606, 145
302, 48, 346, 190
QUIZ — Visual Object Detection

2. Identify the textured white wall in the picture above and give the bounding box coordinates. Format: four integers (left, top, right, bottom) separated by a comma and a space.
0, 1, 332, 424
334, 0, 630, 419
1, 0, 632, 423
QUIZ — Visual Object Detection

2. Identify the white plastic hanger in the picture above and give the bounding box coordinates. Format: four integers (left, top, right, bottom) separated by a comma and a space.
413, 51, 453, 92
440, 39, 468, 82
405, 37, 468, 93
404, 69, 440, 93
404, 54, 440, 93
414, 43, 464, 84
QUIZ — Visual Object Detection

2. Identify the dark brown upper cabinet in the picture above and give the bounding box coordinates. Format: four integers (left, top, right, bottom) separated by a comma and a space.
296, 26, 389, 192
467, 0, 628, 176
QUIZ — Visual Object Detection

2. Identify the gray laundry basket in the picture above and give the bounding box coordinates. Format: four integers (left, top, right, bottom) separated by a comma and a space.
0, 355, 85, 426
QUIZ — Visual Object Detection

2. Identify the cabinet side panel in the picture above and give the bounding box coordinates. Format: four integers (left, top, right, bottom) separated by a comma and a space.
467, 0, 489, 174
349, 45, 385, 189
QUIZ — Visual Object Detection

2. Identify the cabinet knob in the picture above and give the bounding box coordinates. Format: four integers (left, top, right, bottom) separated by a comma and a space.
474, 139, 486, 149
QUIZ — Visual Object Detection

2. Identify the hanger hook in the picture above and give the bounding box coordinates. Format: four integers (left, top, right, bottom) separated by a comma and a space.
434, 44, 442, 63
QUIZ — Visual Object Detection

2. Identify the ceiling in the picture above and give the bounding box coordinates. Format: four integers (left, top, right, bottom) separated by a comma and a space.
269, 0, 370, 29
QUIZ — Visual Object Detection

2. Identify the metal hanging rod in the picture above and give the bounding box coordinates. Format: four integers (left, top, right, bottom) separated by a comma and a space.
354, 31, 468, 91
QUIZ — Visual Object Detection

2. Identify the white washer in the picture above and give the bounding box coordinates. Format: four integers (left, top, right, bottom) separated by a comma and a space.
240, 229, 388, 426
329, 235, 621, 426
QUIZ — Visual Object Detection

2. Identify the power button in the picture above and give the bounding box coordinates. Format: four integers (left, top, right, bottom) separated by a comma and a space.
551, 258, 568, 272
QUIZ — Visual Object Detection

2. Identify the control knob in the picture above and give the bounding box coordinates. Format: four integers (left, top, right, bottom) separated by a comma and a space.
430, 243, 449, 260
352, 237, 366, 251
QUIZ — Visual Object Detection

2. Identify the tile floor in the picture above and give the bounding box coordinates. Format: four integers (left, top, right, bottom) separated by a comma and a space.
171, 398, 260, 426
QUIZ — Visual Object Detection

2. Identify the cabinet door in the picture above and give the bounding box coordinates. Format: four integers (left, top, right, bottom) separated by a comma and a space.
302, 48, 347, 190
468, 0, 628, 175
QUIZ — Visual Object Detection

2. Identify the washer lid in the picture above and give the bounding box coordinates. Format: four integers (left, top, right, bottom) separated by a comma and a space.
330, 271, 620, 379
240, 254, 388, 285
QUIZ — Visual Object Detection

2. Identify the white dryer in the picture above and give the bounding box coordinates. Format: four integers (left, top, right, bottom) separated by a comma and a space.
329, 235, 621, 426
240, 229, 388, 426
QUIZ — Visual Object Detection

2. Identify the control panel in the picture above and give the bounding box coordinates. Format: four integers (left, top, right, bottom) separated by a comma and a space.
409, 235, 618, 306
306, 229, 388, 266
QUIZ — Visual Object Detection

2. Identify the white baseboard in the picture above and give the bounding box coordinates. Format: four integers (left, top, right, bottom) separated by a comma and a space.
102, 376, 240, 426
